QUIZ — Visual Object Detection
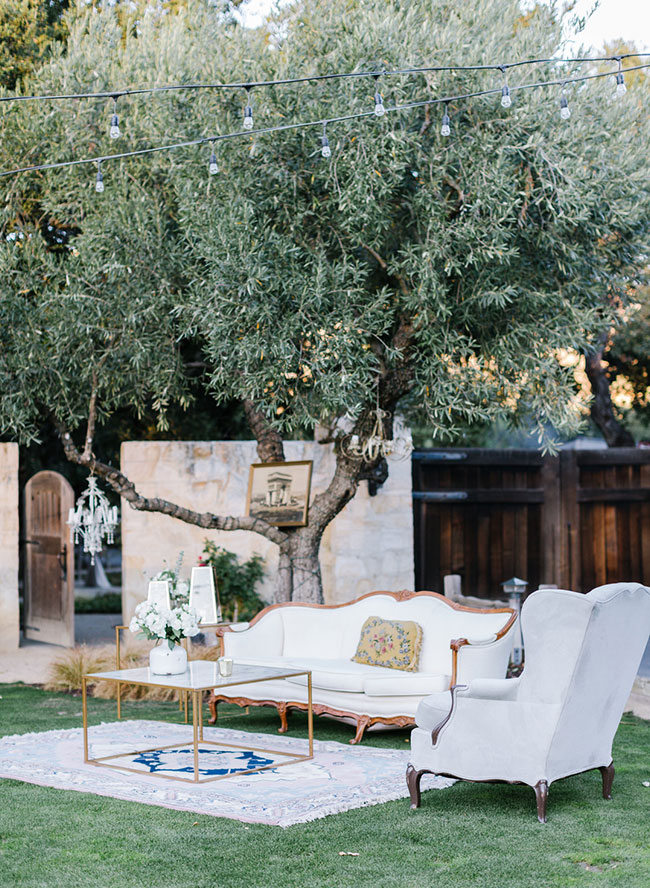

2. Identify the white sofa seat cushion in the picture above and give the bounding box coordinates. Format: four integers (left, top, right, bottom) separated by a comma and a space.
283, 659, 400, 693
363, 672, 450, 697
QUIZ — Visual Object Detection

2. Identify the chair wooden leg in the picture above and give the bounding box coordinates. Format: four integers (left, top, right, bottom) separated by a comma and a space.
406, 764, 427, 809
534, 780, 548, 823
350, 716, 370, 745
207, 695, 218, 725
277, 703, 289, 733
599, 762, 615, 800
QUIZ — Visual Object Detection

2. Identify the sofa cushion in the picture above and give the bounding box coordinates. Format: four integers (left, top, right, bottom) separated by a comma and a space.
352, 616, 422, 671
284, 658, 398, 693
363, 672, 450, 697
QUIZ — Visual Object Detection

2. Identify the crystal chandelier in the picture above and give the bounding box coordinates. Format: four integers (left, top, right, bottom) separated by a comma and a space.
67, 475, 119, 565
341, 408, 413, 463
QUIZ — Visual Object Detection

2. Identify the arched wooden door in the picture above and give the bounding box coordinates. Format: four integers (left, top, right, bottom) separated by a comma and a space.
23, 471, 75, 646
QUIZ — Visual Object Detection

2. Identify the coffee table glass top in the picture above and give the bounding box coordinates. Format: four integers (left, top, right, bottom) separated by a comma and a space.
85, 660, 308, 691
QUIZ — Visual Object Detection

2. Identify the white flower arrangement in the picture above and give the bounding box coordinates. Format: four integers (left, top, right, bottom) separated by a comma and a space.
129, 600, 200, 650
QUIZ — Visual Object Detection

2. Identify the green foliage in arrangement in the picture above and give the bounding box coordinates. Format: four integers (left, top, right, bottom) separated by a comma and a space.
0, 0, 649, 450
200, 541, 265, 622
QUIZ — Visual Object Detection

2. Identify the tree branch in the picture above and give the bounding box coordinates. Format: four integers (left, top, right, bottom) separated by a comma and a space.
244, 399, 286, 462
57, 422, 289, 546
584, 332, 635, 447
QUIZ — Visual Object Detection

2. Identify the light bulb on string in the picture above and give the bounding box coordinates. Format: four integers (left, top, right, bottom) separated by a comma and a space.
243, 88, 254, 130
95, 160, 104, 193
321, 122, 331, 158
440, 103, 451, 137
615, 59, 627, 97
208, 142, 219, 175
109, 96, 120, 139
373, 75, 385, 117
559, 90, 571, 120
500, 67, 512, 108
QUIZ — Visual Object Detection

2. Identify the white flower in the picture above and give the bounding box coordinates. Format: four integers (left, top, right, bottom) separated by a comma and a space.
129, 616, 139, 633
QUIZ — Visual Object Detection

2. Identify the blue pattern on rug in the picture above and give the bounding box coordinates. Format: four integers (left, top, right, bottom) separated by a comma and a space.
133, 747, 275, 776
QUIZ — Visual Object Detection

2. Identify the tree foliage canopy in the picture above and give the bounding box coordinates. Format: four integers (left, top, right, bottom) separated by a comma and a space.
1, 0, 649, 455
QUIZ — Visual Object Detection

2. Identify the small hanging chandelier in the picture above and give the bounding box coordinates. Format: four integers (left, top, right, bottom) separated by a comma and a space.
341, 398, 413, 464
67, 475, 119, 565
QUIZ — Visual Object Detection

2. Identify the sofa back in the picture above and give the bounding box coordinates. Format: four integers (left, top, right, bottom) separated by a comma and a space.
274, 591, 514, 676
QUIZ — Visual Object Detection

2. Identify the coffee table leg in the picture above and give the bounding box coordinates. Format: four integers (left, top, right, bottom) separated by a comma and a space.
192, 690, 199, 783
82, 676, 89, 763
184, 691, 189, 724
308, 672, 313, 758
199, 691, 204, 742
117, 681, 121, 720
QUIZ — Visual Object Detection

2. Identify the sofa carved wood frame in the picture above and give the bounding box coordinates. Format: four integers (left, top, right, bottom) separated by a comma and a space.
206, 589, 517, 745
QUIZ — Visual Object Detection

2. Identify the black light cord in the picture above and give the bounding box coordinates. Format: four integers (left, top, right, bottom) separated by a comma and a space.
1, 61, 649, 179
0, 53, 648, 105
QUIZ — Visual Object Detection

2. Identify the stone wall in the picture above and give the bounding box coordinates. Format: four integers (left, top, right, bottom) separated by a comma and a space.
121, 440, 414, 621
0, 444, 19, 651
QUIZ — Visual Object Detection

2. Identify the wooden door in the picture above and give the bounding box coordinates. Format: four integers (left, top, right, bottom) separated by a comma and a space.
24, 471, 75, 646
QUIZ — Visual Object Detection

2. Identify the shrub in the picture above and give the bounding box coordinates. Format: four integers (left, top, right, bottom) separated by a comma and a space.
200, 542, 265, 622
74, 592, 122, 614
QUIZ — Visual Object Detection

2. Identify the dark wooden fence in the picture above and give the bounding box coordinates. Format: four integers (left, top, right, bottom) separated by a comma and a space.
412, 448, 650, 598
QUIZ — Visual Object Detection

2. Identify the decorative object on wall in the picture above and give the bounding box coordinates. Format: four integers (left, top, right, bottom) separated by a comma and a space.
245, 460, 313, 527
66, 473, 119, 566
189, 565, 221, 624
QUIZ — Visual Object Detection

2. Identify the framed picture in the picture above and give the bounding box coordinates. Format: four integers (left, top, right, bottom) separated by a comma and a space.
147, 580, 171, 610
245, 460, 313, 527
189, 566, 221, 624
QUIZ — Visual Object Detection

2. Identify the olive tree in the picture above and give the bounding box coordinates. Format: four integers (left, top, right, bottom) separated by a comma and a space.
1, 0, 649, 601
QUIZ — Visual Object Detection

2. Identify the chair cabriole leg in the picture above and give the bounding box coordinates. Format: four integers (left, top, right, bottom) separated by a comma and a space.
277, 702, 289, 733
534, 780, 548, 823
599, 761, 615, 800
406, 764, 426, 809
207, 694, 218, 725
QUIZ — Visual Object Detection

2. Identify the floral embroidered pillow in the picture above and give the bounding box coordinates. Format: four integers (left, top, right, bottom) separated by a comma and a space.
352, 616, 423, 672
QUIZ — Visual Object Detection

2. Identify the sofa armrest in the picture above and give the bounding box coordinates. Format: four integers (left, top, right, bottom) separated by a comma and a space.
218, 612, 283, 658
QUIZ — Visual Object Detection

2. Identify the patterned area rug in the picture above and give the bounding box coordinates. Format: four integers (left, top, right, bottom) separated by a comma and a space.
0, 721, 454, 827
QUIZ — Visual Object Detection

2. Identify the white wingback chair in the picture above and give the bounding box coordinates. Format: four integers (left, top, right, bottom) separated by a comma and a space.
406, 583, 650, 822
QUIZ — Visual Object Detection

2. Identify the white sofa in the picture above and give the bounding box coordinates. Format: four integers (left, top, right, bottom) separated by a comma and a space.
208, 590, 517, 743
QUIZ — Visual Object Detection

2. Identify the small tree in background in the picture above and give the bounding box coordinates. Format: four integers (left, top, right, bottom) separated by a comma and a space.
1, 0, 649, 602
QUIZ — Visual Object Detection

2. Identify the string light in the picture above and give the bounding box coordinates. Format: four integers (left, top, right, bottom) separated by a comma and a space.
95, 160, 104, 193
500, 67, 512, 108
615, 58, 627, 97
373, 75, 385, 117
208, 141, 219, 175
109, 96, 120, 139
243, 88, 254, 130
559, 86, 570, 120
320, 122, 331, 158
441, 103, 451, 137
2, 61, 649, 183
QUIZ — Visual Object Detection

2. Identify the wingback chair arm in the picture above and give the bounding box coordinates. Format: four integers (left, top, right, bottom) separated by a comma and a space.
449, 609, 518, 686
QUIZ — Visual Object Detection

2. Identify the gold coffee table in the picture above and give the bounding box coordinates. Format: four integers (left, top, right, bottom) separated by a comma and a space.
82, 661, 313, 784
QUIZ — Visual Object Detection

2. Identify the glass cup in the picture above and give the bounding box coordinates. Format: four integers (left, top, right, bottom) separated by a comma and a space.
218, 657, 233, 677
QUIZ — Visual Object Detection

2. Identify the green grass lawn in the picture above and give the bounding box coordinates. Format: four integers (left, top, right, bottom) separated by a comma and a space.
1, 683, 649, 888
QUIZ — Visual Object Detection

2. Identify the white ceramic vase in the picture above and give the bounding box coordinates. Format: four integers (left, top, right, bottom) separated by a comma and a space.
149, 642, 188, 675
